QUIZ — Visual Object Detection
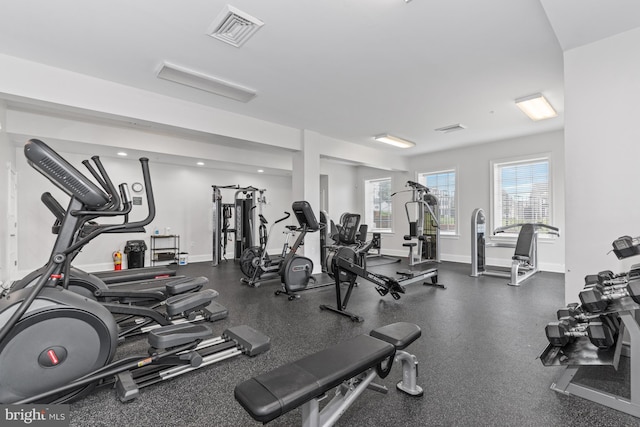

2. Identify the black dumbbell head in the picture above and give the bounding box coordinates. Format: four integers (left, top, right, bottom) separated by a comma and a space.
587, 321, 615, 349
579, 288, 608, 313
584, 275, 600, 287
545, 321, 572, 347
627, 280, 640, 305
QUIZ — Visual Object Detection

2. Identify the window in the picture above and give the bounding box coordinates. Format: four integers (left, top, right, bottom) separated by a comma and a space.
493, 157, 550, 229
364, 177, 392, 231
418, 170, 456, 234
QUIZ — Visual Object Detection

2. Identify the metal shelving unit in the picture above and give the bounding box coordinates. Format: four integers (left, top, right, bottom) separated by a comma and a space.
150, 235, 180, 266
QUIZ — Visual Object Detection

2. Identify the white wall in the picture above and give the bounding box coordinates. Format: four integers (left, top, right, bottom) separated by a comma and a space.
564, 27, 640, 303
355, 131, 566, 272
15, 142, 293, 277
0, 104, 14, 285
320, 160, 359, 224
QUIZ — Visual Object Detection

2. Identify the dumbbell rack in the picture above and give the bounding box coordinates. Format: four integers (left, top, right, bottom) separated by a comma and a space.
540, 298, 640, 418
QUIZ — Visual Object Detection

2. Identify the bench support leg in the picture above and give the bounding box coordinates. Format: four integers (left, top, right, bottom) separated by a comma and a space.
301, 397, 320, 427
395, 350, 423, 396
300, 369, 378, 427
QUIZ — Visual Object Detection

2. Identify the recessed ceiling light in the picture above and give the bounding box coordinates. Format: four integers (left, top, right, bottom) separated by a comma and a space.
515, 93, 557, 121
257, 169, 264, 173
197, 161, 205, 166
373, 134, 415, 148
117, 152, 127, 156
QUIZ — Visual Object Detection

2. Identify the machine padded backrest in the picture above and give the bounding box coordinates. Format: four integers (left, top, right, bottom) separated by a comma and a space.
513, 223, 535, 259
292, 201, 319, 231
357, 224, 368, 242
338, 213, 360, 245
25, 139, 110, 209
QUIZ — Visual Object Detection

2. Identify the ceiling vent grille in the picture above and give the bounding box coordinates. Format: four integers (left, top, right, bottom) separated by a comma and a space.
434, 123, 467, 134
207, 5, 264, 47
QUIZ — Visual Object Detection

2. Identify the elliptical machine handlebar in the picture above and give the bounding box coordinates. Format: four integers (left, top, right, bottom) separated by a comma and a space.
25, 139, 111, 209
65, 157, 155, 254
82, 156, 121, 212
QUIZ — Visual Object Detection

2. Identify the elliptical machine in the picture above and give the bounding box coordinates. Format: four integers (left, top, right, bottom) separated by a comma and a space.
7, 154, 227, 340
0, 139, 269, 403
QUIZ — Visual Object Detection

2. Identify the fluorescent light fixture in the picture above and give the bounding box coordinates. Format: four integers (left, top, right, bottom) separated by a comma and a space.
157, 62, 256, 103
196, 161, 205, 166
373, 134, 415, 148
257, 169, 264, 173
117, 152, 127, 156
515, 93, 557, 121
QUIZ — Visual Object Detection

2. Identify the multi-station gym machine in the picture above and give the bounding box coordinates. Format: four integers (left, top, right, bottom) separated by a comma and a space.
212, 185, 266, 266
393, 180, 441, 266
470, 208, 559, 286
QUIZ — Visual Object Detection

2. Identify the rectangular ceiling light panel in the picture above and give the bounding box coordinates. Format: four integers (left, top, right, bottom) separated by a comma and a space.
374, 134, 416, 148
156, 62, 256, 102
515, 93, 557, 121
207, 5, 264, 47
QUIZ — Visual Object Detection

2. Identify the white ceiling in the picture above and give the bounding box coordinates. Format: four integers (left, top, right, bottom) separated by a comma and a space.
1, 0, 639, 156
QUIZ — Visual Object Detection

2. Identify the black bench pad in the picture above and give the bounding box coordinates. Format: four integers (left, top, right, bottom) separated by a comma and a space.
370, 322, 421, 351
234, 334, 395, 423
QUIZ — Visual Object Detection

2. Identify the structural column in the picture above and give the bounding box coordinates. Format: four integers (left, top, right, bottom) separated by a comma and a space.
291, 130, 322, 273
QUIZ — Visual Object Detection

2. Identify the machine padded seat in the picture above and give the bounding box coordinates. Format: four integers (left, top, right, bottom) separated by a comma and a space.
234, 334, 395, 423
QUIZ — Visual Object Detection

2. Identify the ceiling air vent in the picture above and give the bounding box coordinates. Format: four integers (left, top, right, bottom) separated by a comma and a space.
207, 5, 264, 47
434, 123, 467, 134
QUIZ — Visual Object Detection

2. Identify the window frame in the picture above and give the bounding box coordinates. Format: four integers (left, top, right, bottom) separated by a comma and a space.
364, 176, 393, 233
417, 168, 458, 236
490, 154, 552, 238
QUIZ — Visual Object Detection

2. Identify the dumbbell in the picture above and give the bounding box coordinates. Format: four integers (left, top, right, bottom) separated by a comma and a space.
579, 280, 640, 313
556, 302, 583, 321
584, 270, 628, 290
545, 317, 616, 349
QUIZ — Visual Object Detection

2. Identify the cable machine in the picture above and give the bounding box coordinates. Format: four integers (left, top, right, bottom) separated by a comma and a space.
212, 185, 266, 266
392, 180, 441, 266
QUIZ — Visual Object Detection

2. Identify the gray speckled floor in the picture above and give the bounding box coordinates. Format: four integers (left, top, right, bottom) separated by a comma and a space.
67, 260, 639, 426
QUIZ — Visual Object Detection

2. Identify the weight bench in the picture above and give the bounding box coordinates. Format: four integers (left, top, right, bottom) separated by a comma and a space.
234, 322, 422, 426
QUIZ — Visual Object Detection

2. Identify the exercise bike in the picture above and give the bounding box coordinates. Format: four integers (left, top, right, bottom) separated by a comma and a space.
0, 139, 270, 404
274, 201, 321, 300
239, 212, 295, 287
